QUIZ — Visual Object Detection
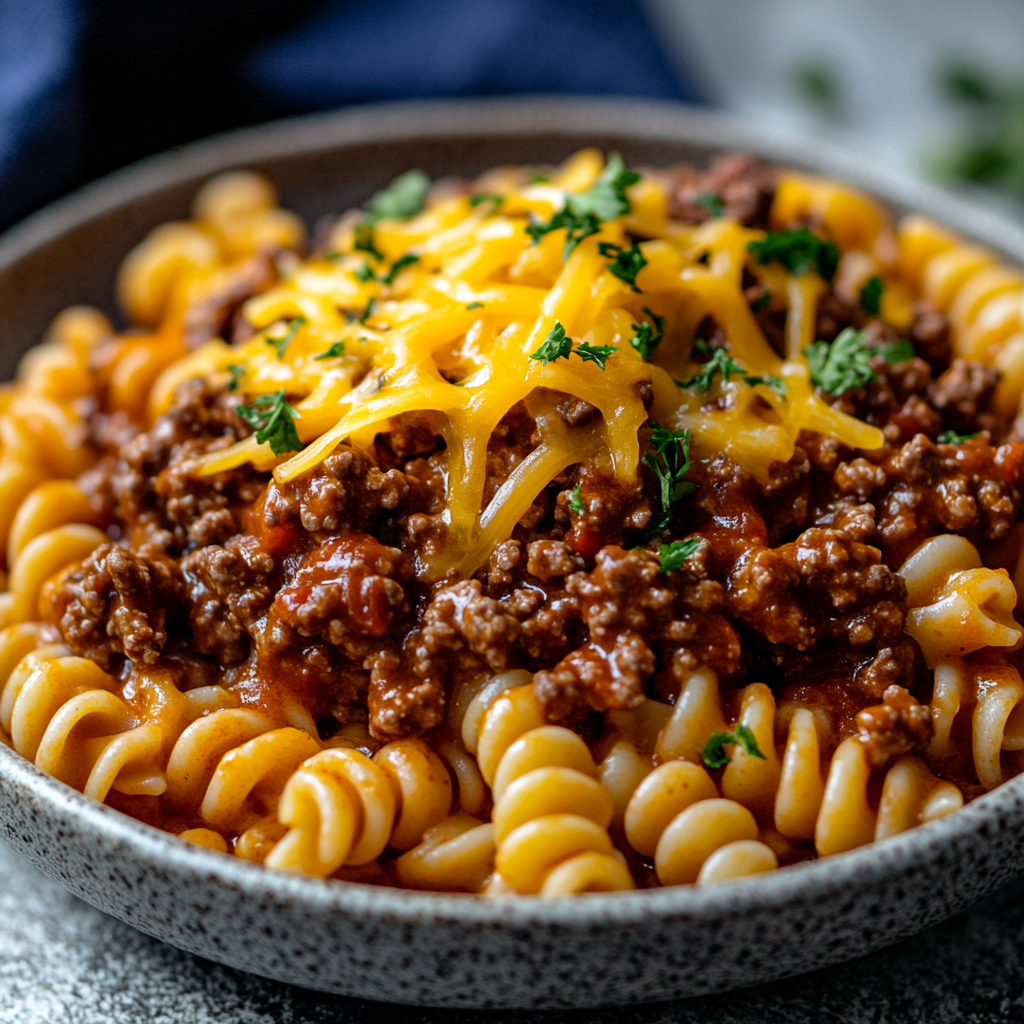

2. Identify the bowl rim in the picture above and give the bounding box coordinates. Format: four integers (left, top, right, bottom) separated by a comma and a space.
1, 93, 1023, 928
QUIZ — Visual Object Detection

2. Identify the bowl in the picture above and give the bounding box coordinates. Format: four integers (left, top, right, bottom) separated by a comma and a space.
1, 96, 1023, 1010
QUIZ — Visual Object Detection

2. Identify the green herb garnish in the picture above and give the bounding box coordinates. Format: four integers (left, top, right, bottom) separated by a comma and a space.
859, 275, 884, 316
469, 192, 504, 210
235, 390, 302, 455
359, 297, 377, 325
226, 364, 245, 392
937, 429, 981, 445
804, 328, 914, 395
381, 253, 420, 286
677, 339, 745, 393
313, 342, 345, 361
658, 537, 701, 572
367, 170, 430, 221
575, 341, 616, 370
353, 222, 383, 261
466, 301, 484, 311
645, 424, 696, 535
693, 192, 725, 218
530, 322, 573, 364
525, 153, 641, 259
354, 261, 376, 283
699, 725, 766, 769
529, 321, 616, 370
598, 241, 647, 292
569, 483, 585, 515
267, 316, 307, 359
748, 228, 840, 281
527, 172, 551, 184
750, 289, 772, 313
630, 308, 666, 360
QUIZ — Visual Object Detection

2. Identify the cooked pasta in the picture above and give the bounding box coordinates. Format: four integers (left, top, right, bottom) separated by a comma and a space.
2, 148, 1023, 896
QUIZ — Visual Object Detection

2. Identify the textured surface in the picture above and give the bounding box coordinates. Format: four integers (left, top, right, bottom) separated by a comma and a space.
1, 835, 1023, 1024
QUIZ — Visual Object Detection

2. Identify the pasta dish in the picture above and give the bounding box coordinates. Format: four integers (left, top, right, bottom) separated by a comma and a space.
2, 148, 1024, 896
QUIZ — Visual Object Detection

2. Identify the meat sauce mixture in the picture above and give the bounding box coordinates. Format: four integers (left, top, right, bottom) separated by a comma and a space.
42, 155, 1024, 852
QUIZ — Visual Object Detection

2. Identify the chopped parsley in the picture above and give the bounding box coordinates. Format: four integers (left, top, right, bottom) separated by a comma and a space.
804, 328, 914, 395
313, 342, 345, 361
354, 261, 376, 283
645, 424, 696, 535
527, 172, 551, 184
693, 192, 725, 218
699, 725, 767, 769
677, 338, 786, 398
598, 241, 647, 292
466, 301, 485, 311
569, 483, 585, 515
353, 222, 383, 261
937, 429, 981, 445
530, 322, 573, 364
529, 321, 616, 370
859, 275, 884, 316
381, 253, 420, 285
469, 192, 503, 210
748, 228, 840, 281
630, 308, 666, 360
235, 390, 302, 456
226, 363, 245, 392
575, 341, 616, 370
658, 537, 701, 572
367, 170, 430, 221
359, 297, 377, 325
267, 316, 306, 359
750, 288, 772, 313
525, 152, 641, 259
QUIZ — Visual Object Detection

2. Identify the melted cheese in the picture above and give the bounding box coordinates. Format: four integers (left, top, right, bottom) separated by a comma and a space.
147, 152, 894, 579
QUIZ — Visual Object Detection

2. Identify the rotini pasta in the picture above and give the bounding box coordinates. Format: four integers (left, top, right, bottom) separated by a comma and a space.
2, 149, 1023, 898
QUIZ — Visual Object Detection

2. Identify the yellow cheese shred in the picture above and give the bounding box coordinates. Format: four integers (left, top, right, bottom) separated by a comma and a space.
148, 152, 893, 579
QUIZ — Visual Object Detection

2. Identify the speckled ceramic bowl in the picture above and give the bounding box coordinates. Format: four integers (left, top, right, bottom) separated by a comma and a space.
1, 97, 1023, 1010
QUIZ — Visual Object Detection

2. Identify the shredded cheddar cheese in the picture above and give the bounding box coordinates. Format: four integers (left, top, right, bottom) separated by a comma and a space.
147, 151, 889, 579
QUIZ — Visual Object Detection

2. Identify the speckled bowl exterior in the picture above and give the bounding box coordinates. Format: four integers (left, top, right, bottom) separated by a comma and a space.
1, 97, 1023, 1010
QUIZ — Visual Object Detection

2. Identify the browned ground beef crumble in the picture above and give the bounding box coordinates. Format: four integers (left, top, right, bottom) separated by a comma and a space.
40, 155, 1024, 843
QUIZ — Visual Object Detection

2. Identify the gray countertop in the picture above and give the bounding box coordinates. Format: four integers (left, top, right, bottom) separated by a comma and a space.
1, 837, 1022, 1024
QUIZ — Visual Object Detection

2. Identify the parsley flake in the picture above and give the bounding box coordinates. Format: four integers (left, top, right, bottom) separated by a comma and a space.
235, 390, 302, 455
937, 429, 981, 445
699, 725, 767, 769
750, 288, 772, 313
354, 261, 376, 283
569, 483, 585, 515
267, 316, 306, 359
645, 424, 696, 535
693, 192, 725, 218
575, 341, 616, 370
466, 301, 485, 311
469, 192, 503, 210
226, 363, 245, 392
804, 328, 914, 395
598, 241, 647, 292
367, 170, 430, 221
748, 228, 840, 281
382, 253, 420, 286
525, 152, 641, 259
313, 342, 345, 361
530, 322, 573, 364
658, 537, 701, 572
677, 339, 745, 393
527, 172, 551, 184
859, 275, 884, 316
353, 222, 383, 261
630, 308, 666, 360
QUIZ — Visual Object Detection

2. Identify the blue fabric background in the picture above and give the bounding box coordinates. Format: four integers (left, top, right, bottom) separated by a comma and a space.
0, 0, 698, 230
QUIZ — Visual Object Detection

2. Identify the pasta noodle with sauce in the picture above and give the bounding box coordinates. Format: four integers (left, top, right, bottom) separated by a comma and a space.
1, 148, 1023, 896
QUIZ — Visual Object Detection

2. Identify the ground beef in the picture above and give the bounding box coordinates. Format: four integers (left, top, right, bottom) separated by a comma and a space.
47, 543, 185, 669
856, 684, 932, 766
928, 358, 1001, 436
663, 153, 777, 228
181, 251, 277, 349
728, 528, 907, 651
